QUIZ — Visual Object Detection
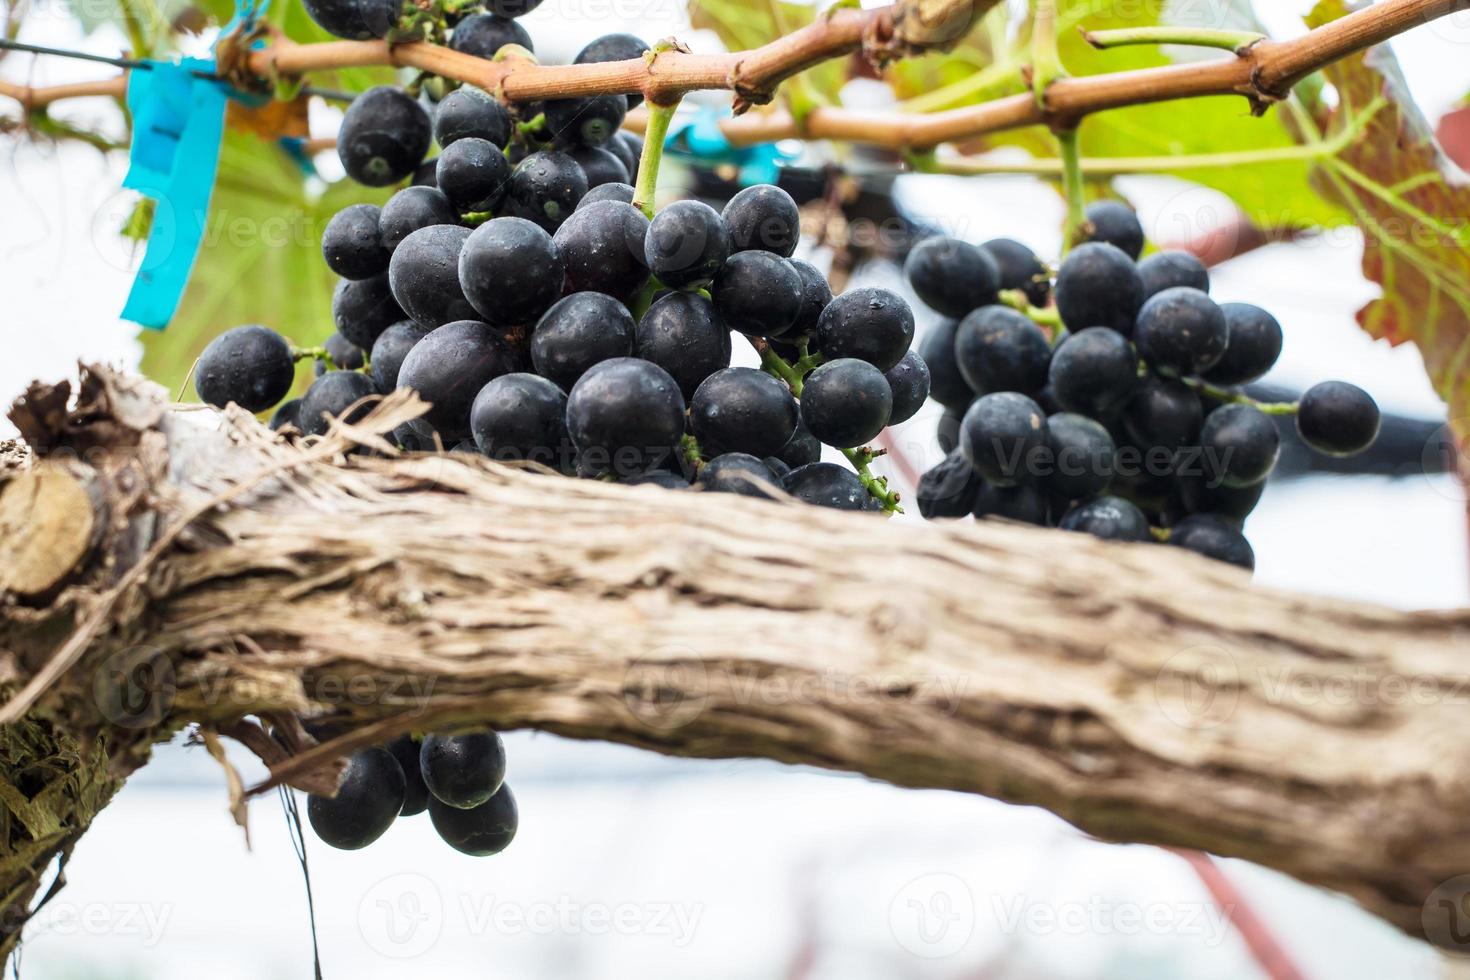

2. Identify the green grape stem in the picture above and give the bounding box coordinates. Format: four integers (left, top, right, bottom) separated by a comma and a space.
632, 99, 680, 220
290, 345, 336, 371
1180, 376, 1299, 415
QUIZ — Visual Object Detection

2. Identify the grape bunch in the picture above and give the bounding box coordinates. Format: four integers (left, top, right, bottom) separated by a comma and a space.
306, 729, 519, 857
911, 200, 1382, 571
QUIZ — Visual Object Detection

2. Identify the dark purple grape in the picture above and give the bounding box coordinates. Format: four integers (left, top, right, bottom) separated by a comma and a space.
385, 735, 430, 816
904, 236, 1000, 318
574, 33, 648, 107
1082, 200, 1144, 259
1040, 411, 1114, 501
396, 320, 519, 436
959, 391, 1047, 487
333, 272, 406, 349
270, 398, 302, 431
712, 250, 802, 337
690, 367, 799, 457
1047, 326, 1138, 418
1296, 380, 1379, 457
772, 417, 820, 469
449, 13, 532, 58
633, 291, 732, 401
420, 731, 506, 809
317, 331, 366, 377
379, 185, 458, 252
787, 258, 832, 338
645, 200, 730, 288
814, 287, 914, 371
322, 203, 388, 280
973, 482, 1049, 525
301, 0, 400, 41
883, 350, 931, 425
388, 224, 478, 328
1058, 495, 1150, 541
613, 133, 642, 175
782, 462, 875, 511
1123, 376, 1202, 450
566, 358, 686, 472
721, 183, 800, 257
430, 784, 518, 856
568, 145, 630, 187
916, 451, 983, 519
699, 453, 781, 498
552, 200, 649, 300
529, 292, 635, 391
545, 94, 627, 148
1199, 403, 1279, 488
470, 372, 574, 472
503, 150, 588, 232
307, 747, 405, 849
1054, 242, 1144, 336
580, 182, 635, 207
1138, 250, 1209, 299
1133, 287, 1228, 377
300, 370, 378, 437
954, 305, 1050, 394
196, 325, 295, 413
338, 86, 431, 187
433, 86, 512, 148
800, 358, 892, 449
981, 238, 1049, 307
370, 320, 431, 392
1169, 514, 1254, 570
436, 137, 512, 213
1203, 303, 1283, 385
459, 216, 565, 326
918, 318, 973, 411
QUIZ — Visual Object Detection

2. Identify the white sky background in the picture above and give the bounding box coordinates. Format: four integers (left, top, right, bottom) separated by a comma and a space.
2, 2, 1470, 978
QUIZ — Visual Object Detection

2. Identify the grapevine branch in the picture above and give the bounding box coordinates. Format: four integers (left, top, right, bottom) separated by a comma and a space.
3, 367, 1470, 960
1, 0, 1463, 149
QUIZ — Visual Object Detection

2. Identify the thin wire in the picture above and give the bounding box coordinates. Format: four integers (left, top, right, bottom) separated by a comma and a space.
278, 785, 325, 980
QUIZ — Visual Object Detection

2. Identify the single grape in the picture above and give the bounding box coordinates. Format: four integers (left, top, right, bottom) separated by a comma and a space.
469, 372, 573, 472
397, 320, 519, 436
883, 351, 931, 425
973, 482, 1049, 525
300, 370, 378, 437
449, 12, 532, 58
1123, 376, 1202, 450
1296, 380, 1379, 456
712, 251, 802, 337
644, 200, 731, 288
369, 320, 431, 392
1058, 495, 1151, 541
195, 325, 295, 413
981, 238, 1049, 307
385, 735, 431, 817
772, 417, 821, 469
787, 258, 833, 339
721, 183, 801, 257
322, 203, 389, 280
413, 157, 438, 187
316, 331, 366, 377
814, 287, 914, 371
338, 87, 431, 187
1082, 200, 1144, 259
420, 731, 507, 809
800, 358, 893, 449
530, 292, 636, 391
1040, 412, 1114, 501
1199, 403, 1280, 488
552, 200, 649, 301
433, 86, 512, 148
566, 358, 686, 472
782, 462, 876, 511
387, 224, 478, 328
459, 216, 565, 326
580, 182, 635, 207
301, 0, 400, 40
333, 272, 406, 349
1138, 250, 1209, 299
936, 406, 964, 454
612, 133, 642, 176
691, 366, 799, 457
699, 453, 782, 498
954, 305, 1051, 394
903, 236, 1000, 318
762, 456, 791, 480
634, 291, 732, 401
1203, 303, 1284, 385
1169, 514, 1255, 570
575, 33, 649, 107
568, 146, 630, 188
1175, 471, 1265, 524
918, 319, 974, 411
916, 451, 983, 519
307, 747, 406, 849
1047, 326, 1138, 419
502, 150, 588, 233
959, 391, 1047, 487
393, 417, 441, 451
545, 94, 627, 148
269, 398, 302, 432
1133, 287, 1228, 377
379, 185, 459, 252
430, 785, 518, 856
436, 137, 512, 214
1054, 242, 1144, 336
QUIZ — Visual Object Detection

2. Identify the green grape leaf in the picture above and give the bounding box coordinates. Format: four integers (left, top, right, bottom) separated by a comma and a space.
139, 129, 390, 400
1297, 0, 1470, 449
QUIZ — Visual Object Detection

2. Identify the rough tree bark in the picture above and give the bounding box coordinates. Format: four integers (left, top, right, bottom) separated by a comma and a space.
2, 366, 1469, 960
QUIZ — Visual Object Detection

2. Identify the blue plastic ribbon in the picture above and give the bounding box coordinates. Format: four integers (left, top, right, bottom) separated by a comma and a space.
119, 58, 230, 330
666, 105, 797, 188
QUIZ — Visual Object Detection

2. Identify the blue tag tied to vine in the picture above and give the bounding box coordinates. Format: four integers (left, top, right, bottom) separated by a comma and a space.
666, 105, 797, 187
120, 0, 269, 330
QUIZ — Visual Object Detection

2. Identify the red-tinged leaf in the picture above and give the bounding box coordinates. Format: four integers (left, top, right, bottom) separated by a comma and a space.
1300, 0, 1470, 448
